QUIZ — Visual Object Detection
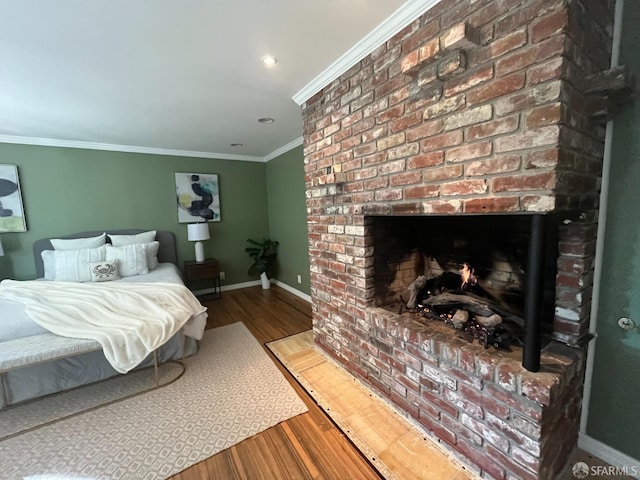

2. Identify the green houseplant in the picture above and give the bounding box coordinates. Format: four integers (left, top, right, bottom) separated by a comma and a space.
245, 237, 279, 289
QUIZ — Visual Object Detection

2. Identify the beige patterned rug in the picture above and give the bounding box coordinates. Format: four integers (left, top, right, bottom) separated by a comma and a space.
1, 361, 186, 440
0, 322, 308, 480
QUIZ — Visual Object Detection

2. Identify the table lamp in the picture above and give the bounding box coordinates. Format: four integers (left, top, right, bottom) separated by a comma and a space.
187, 223, 210, 263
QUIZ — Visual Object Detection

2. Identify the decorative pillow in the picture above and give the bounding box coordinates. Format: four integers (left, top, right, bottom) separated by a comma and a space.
41, 250, 56, 280
51, 233, 107, 251
88, 260, 120, 282
109, 230, 156, 247
53, 246, 106, 282
105, 244, 149, 277
143, 241, 160, 271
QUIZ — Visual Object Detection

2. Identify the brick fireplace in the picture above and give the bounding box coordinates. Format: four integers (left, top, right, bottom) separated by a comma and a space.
302, 0, 616, 479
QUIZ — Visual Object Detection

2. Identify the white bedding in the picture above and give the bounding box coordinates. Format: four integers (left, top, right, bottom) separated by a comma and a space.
0, 263, 186, 343
0, 263, 208, 373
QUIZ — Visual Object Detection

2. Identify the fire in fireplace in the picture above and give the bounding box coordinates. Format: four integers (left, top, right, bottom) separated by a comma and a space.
372, 214, 558, 370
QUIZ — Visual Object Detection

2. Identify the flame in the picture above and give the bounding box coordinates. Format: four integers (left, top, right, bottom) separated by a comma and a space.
461, 263, 477, 290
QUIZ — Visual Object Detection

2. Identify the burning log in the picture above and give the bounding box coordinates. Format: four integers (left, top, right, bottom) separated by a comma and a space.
463, 319, 513, 350
421, 268, 495, 301
417, 269, 524, 328
475, 313, 502, 328
412, 262, 523, 351
461, 262, 477, 290
417, 303, 514, 350
406, 275, 427, 310
450, 309, 469, 328
421, 292, 495, 317
422, 271, 463, 296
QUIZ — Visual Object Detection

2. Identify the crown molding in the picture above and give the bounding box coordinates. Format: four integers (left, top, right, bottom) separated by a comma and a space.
0, 135, 264, 162
292, 0, 442, 106
1, 1, 440, 161
263, 136, 303, 162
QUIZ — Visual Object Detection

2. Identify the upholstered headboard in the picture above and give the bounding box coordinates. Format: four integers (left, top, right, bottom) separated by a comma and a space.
33, 229, 178, 278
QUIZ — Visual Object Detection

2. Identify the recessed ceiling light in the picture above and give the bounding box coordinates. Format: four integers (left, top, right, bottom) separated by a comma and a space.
260, 55, 278, 66
258, 117, 275, 124
230, 143, 243, 147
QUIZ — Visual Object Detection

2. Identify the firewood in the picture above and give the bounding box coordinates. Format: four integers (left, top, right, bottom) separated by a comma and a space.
475, 313, 502, 328
421, 292, 495, 317
406, 275, 427, 309
450, 309, 469, 328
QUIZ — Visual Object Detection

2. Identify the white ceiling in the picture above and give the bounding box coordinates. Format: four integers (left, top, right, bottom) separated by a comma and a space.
0, 0, 435, 161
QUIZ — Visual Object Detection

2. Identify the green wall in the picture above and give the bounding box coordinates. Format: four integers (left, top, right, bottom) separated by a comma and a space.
0, 143, 270, 284
586, 0, 640, 459
266, 145, 310, 295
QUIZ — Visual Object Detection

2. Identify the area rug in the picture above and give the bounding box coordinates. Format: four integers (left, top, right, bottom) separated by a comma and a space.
0, 322, 309, 480
1, 361, 185, 440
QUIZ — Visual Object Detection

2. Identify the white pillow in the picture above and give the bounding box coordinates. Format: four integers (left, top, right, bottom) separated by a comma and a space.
51, 233, 106, 251
88, 260, 120, 282
144, 241, 160, 270
41, 250, 56, 280
105, 244, 149, 277
53, 246, 106, 282
109, 230, 156, 246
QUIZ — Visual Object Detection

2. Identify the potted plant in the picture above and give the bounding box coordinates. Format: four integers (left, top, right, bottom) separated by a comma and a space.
245, 237, 279, 289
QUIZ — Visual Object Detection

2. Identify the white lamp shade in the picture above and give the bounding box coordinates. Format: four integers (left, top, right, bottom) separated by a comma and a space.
187, 223, 210, 241
187, 223, 210, 263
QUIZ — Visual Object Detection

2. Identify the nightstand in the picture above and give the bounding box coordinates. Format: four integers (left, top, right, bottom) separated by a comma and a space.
183, 258, 221, 300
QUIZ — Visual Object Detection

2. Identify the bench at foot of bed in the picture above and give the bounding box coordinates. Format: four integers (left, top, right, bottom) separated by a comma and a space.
0, 332, 183, 411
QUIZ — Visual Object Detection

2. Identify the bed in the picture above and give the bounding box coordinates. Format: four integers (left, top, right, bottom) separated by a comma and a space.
0, 229, 208, 409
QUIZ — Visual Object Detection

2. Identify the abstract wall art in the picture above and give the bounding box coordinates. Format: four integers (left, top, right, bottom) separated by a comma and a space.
0, 164, 27, 232
175, 172, 221, 223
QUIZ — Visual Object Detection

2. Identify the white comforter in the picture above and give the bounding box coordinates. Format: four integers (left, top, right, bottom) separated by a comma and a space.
0, 279, 207, 373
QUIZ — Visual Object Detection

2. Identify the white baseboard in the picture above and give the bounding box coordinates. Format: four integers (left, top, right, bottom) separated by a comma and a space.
578, 433, 640, 478
192, 280, 261, 296
272, 280, 311, 302
221, 280, 261, 292
192, 279, 311, 302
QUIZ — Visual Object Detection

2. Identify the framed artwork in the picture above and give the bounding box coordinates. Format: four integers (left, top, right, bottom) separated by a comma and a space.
175, 172, 221, 223
0, 164, 27, 232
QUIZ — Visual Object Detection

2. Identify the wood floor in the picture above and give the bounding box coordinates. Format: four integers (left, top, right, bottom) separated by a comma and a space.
268, 330, 475, 480
166, 285, 630, 480
168, 285, 384, 480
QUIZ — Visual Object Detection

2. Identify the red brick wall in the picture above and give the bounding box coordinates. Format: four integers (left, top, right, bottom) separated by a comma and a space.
552, 0, 616, 345
302, 0, 614, 478
362, 307, 584, 480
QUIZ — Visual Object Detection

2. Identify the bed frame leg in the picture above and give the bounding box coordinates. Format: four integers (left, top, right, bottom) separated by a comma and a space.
1, 372, 8, 409
153, 350, 159, 387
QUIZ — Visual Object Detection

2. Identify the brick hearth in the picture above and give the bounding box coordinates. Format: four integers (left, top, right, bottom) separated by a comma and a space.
302, 0, 615, 478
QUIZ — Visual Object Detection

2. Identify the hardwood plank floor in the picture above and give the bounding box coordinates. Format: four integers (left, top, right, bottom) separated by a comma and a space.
269, 330, 476, 480
168, 285, 383, 480
168, 285, 626, 480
